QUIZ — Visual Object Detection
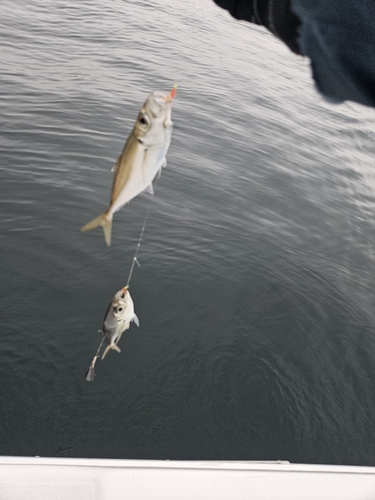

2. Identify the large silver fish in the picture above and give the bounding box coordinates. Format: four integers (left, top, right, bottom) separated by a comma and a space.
101, 286, 139, 360
81, 85, 177, 246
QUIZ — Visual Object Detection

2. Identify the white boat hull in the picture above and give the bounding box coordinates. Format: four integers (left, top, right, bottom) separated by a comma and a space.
0, 457, 375, 499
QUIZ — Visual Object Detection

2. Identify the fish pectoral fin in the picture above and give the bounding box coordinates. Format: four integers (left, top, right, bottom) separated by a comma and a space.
157, 159, 167, 179
141, 148, 148, 184
133, 314, 140, 327
145, 183, 154, 195
81, 212, 113, 247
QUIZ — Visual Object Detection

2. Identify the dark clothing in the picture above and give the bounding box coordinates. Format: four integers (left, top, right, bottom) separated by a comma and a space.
212, 0, 375, 108
213, 0, 302, 54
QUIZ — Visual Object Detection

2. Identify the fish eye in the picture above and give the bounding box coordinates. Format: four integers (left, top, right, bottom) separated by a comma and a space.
118, 307, 123, 312
120, 293, 125, 298
139, 113, 149, 127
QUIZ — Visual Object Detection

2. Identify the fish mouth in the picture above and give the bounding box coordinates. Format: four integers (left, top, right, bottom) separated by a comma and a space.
163, 83, 178, 103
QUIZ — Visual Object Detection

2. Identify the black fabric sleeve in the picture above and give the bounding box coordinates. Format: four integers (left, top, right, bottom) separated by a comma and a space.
213, 0, 302, 55
212, 0, 375, 107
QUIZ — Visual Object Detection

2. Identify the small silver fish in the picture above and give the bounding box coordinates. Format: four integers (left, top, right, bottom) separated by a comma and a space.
81, 85, 177, 246
101, 286, 139, 359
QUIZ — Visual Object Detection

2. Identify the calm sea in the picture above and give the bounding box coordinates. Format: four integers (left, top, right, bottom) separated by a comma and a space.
1, 0, 375, 464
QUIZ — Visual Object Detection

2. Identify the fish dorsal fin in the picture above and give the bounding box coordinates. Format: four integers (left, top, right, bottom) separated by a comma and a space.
111, 156, 121, 174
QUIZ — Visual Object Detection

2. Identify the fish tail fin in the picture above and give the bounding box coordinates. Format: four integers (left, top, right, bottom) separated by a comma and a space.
81, 212, 113, 246
101, 343, 121, 360
101, 345, 111, 360
102, 217, 113, 247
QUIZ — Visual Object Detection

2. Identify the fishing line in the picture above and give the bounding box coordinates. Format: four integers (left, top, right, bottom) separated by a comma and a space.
86, 178, 160, 381
126, 176, 159, 287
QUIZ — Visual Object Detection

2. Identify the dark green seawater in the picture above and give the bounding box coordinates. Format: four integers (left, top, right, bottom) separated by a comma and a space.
1, 0, 375, 464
